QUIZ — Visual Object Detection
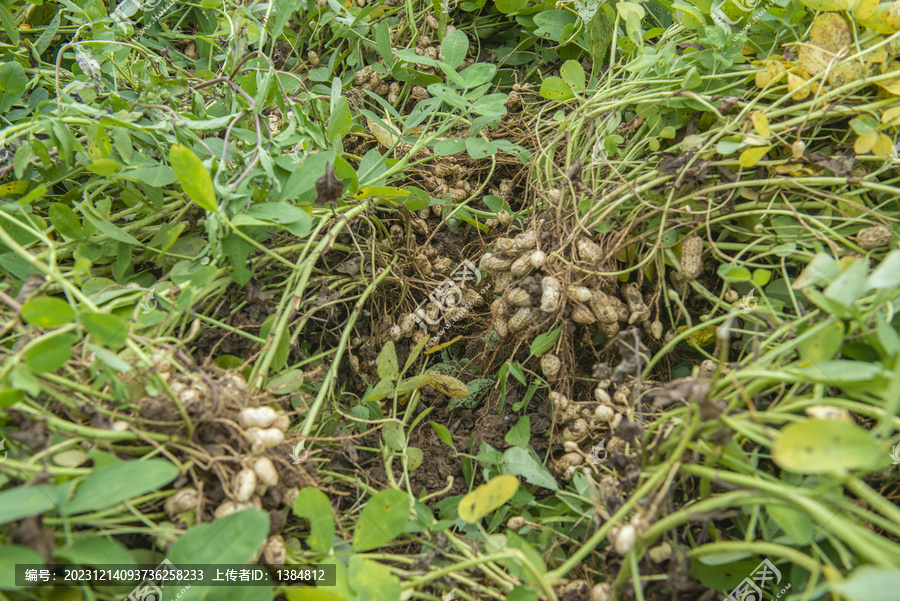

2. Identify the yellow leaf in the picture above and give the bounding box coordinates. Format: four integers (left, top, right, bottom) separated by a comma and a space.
873, 133, 894, 158
864, 36, 888, 64
859, 1, 900, 34
424, 335, 463, 355
750, 111, 771, 138
799, 14, 865, 87
424, 372, 469, 398
772, 163, 817, 176
874, 74, 900, 95
883, 106, 900, 126
797, 0, 842, 9
458, 475, 519, 523
788, 72, 811, 100
835, 0, 860, 11
856, 0, 879, 21
739, 146, 772, 168
755, 59, 786, 88
855, 131, 877, 154
676, 324, 719, 348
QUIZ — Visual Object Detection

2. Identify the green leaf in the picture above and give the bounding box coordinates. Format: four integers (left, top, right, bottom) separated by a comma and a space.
34, 12, 60, 57
0, 388, 25, 409
0, 483, 71, 525
0, 545, 43, 591
466, 137, 497, 159
752, 268, 771, 286
432, 138, 467, 156
795, 321, 844, 364
79, 205, 142, 245
716, 263, 752, 283
170, 144, 218, 213
501, 447, 558, 490
292, 488, 335, 555
868, 250, 900, 290
353, 489, 410, 551
792, 253, 840, 289
440, 29, 469, 70
772, 419, 884, 475
461, 63, 496, 88
832, 566, 900, 601
168, 509, 269, 564
64, 459, 179, 514
129, 165, 178, 187
21, 297, 76, 328
0, 5, 20, 50
505, 416, 531, 448
86, 158, 122, 176
406, 446, 423, 471
559, 60, 586, 92
539, 77, 574, 100
54, 536, 136, 568
495, 0, 529, 12
530, 327, 561, 356
767, 503, 814, 545
377, 340, 399, 381
364, 379, 395, 402
508, 361, 527, 385
397, 374, 429, 394
348, 556, 402, 601
824, 258, 868, 309
430, 421, 456, 451
382, 421, 406, 451
26, 332, 77, 373
80, 311, 129, 349
49, 203, 85, 240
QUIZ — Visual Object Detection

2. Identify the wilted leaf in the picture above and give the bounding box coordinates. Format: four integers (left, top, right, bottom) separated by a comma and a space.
314, 163, 344, 206
425, 372, 469, 398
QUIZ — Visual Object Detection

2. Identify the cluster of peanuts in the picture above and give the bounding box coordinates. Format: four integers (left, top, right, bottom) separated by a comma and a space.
549, 380, 638, 481
160, 385, 297, 566
480, 218, 665, 380
352, 65, 427, 107
416, 160, 482, 201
